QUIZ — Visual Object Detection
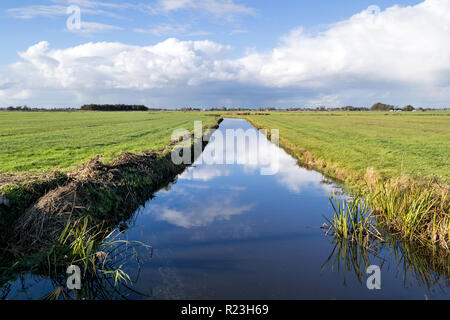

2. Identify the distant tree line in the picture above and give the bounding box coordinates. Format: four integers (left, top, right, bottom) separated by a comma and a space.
0, 106, 78, 112
80, 104, 149, 111
194, 104, 420, 112
0, 103, 440, 112
369, 102, 418, 112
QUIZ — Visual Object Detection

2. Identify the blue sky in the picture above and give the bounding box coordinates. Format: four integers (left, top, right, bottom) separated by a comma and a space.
0, 0, 448, 108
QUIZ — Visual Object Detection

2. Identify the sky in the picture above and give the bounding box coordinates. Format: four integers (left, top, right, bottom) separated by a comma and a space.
0, 0, 449, 109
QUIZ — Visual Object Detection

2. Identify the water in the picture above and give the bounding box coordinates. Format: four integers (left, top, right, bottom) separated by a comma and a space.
3, 119, 449, 299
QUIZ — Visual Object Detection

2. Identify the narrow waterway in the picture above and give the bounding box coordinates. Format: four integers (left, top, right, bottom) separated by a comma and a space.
4, 119, 449, 299
121, 119, 448, 300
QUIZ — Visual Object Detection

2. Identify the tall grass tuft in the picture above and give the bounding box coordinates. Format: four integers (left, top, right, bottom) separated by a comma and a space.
365, 180, 449, 249
324, 192, 382, 245
42, 216, 152, 299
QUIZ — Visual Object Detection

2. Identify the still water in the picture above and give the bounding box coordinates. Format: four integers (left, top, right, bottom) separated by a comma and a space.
4, 119, 449, 299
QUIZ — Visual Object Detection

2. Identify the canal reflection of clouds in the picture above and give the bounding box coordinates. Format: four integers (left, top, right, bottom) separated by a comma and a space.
181, 119, 337, 196
179, 165, 230, 182
146, 196, 253, 229
275, 163, 336, 195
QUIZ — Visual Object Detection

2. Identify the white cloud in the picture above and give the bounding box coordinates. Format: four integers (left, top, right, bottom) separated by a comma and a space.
54, 0, 132, 9
185, 30, 213, 37
135, 24, 214, 38
6, 0, 131, 19
230, 29, 248, 35
150, 0, 255, 20
134, 24, 190, 36
149, 197, 253, 228
2, 0, 450, 108
71, 21, 123, 33
11, 38, 232, 91
6, 5, 68, 19
180, 166, 230, 181
236, 1, 450, 90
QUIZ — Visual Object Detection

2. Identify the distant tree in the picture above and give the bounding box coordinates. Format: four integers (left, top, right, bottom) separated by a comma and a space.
403, 105, 415, 111
80, 104, 148, 111
341, 106, 368, 111
370, 102, 394, 111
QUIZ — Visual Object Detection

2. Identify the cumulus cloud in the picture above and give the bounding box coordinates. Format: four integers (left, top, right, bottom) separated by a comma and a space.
237, 1, 450, 89
12, 38, 232, 90
2, 0, 450, 107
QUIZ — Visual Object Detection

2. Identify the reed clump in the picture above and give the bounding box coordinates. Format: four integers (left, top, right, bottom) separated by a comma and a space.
52, 216, 151, 286
6, 216, 152, 300
324, 192, 383, 246
365, 179, 449, 249
0, 215, 152, 300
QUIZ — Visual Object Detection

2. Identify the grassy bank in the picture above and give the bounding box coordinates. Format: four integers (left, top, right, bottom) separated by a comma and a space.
0, 111, 219, 230
238, 111, 449, 249
0, 114, 222, 298
0, 113, 222, 253
238, 112, 449, 182
0, 111, 218, 173
0, 110, 448, 250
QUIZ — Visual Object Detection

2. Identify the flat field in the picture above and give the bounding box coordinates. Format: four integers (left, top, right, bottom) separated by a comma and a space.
242, 111, 450, 183
0, 111, 218, 173
1, 111, 449, 184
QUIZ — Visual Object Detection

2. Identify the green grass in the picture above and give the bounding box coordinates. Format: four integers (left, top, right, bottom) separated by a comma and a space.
0, 111, 217, 173
241, 111, 449, 248
242, 111, 449, 183
0, 110, 448, 248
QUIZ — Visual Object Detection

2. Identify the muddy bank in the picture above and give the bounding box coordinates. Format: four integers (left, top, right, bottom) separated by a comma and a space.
1, 119, 222, 254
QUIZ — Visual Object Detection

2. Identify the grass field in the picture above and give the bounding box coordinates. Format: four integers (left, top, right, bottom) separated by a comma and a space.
0, 110, 448, 249
240, 111, 449, 248
0, 111, 218, 173
240, 111, 450, 183
1, 110, 448, 181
